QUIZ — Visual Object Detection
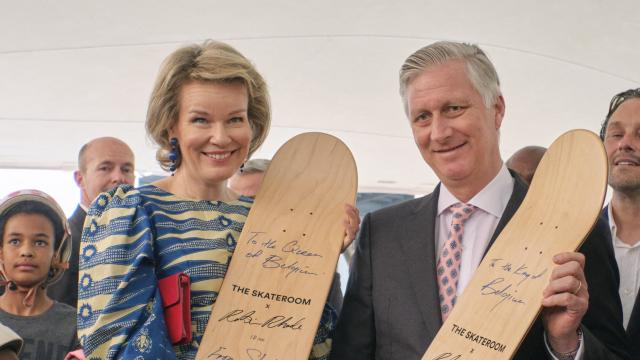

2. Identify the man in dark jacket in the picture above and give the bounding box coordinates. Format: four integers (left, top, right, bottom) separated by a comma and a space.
600, 88, 640, 358
48, 137, 135, 308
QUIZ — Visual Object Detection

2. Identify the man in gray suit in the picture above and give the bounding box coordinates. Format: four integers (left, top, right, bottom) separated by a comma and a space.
331, 42, 629, 359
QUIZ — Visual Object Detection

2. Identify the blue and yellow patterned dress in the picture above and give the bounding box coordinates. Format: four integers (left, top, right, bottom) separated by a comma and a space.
77, 184, 334, 359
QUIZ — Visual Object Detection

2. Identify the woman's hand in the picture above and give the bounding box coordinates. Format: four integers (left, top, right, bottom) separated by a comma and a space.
342, 204, 360, 252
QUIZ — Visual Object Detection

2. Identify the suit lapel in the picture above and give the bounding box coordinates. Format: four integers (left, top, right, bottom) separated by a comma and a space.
397, 186, 442, 337
484, 171, 528, 256
69, 205, 87, 227
626, 294, 640, 338
400, 174, 528, 337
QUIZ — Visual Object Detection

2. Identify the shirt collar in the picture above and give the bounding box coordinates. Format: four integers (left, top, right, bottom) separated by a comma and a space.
605, 202, 640, 249
606, 203, 632, 249
438, 164, 514, 217
606, 203, 617, 233
80, 203, 89, 213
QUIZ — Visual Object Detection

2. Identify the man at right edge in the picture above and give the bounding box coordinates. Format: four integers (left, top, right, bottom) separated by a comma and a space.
600, 88, 640, 358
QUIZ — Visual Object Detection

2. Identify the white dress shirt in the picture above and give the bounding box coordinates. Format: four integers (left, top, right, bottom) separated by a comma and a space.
607, 204, 640, 329
436, 164, 513, 295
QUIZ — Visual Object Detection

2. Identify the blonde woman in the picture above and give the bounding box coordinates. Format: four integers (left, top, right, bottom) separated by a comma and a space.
77, 41, 358, 359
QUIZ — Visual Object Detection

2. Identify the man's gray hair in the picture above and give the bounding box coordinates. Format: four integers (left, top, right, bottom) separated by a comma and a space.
240, 158, 271, 174
399, 41, 501, 112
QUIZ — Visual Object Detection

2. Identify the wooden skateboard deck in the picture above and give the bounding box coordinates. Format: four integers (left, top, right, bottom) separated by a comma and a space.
196, 132, 357, 359
422, 129, 607, 360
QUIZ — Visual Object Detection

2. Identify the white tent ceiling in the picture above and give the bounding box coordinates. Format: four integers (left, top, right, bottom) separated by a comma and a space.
1, 0, 639, 194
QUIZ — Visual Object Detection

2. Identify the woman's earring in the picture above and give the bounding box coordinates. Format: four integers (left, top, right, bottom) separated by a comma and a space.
169, 137, 179, 175
240, 162, 245, 173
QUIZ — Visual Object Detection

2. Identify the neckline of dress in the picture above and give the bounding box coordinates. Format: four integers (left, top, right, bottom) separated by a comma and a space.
142, 184, 254, 205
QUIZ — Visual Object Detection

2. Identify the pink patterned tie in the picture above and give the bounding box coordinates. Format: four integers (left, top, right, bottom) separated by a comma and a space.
437, 202, 477, 321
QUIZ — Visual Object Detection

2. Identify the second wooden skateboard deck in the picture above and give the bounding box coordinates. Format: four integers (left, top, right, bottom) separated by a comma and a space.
423, 129, 607, 359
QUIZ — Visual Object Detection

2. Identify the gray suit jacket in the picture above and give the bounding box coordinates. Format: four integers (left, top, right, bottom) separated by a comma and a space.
331, 174, 630, 359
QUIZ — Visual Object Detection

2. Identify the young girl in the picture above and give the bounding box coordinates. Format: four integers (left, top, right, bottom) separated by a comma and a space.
0, 190, 78, 359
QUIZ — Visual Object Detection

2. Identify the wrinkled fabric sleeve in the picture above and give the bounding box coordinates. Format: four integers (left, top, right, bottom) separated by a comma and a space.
77, 185, 176, 359
309, 303, 338, 359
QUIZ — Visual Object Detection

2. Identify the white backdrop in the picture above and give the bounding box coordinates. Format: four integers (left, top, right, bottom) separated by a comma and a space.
1, 0, 639, 195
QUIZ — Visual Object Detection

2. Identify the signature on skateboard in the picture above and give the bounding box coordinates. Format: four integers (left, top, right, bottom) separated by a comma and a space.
423, 129, 607, 360
196, 132, 357, 359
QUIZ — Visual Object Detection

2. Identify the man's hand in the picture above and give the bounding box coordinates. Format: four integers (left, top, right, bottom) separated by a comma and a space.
342, 204, 360, 252
541, 252, 588, 353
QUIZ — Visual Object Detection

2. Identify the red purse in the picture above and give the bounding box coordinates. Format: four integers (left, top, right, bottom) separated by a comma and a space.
158, 272, 192, 345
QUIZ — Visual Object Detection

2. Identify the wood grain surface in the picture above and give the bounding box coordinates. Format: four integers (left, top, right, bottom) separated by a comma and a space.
423, 129, 607, 360
197, 132, 357, 359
